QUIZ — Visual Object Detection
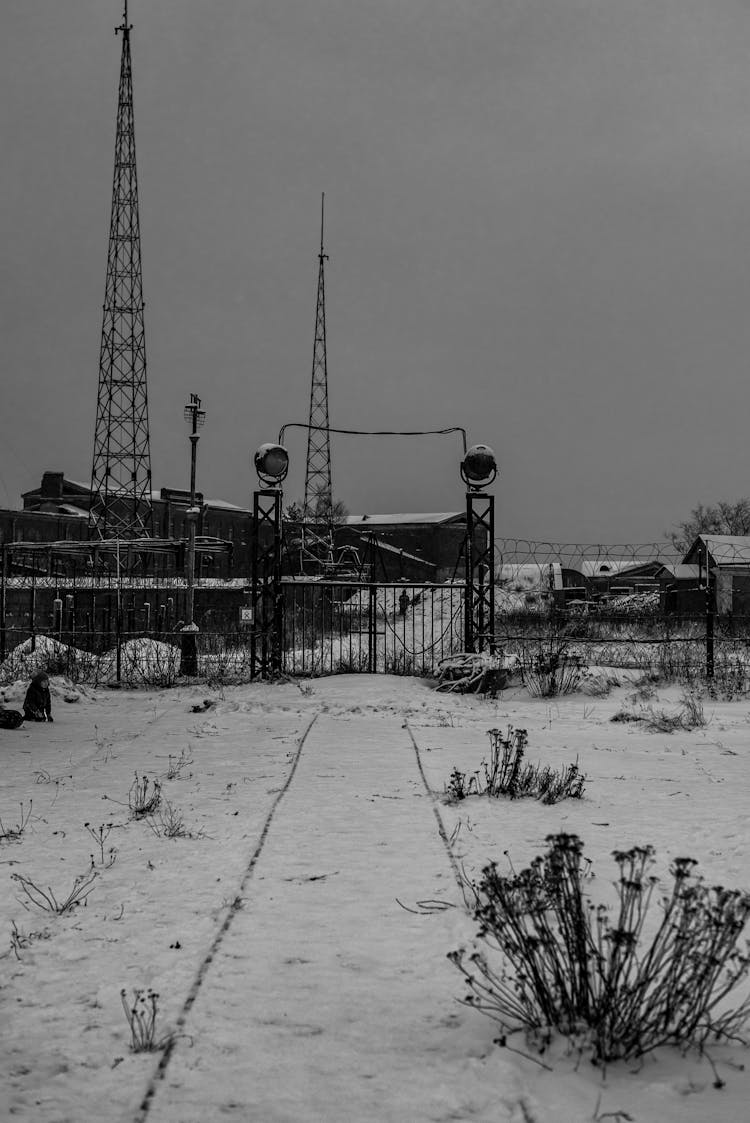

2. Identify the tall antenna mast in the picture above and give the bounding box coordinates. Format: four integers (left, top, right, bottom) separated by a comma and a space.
302, 194, 334, 560
90, 0, 153, 538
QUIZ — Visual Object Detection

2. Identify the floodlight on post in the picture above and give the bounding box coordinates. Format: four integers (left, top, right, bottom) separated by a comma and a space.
179, 393, 206, 676
462, 444, 497, 654
460, 444, 497, 490
250, 443, 288, 678
254, 443, 289, 488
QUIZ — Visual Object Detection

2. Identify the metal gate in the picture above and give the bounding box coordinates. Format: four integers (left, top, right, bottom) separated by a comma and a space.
280, 580, 466, 676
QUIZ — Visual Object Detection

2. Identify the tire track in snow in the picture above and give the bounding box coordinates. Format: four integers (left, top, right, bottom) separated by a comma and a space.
133, 710, 319, 1122
140, 713, 492, 1122
403, 719, 465, 896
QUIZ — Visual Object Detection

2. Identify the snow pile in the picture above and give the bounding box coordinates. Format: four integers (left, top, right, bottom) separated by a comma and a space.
0, 635, 181, 689
0, 635, 98, 685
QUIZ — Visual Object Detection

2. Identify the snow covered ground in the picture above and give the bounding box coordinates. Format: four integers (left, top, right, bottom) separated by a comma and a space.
1, 671, 749, 1121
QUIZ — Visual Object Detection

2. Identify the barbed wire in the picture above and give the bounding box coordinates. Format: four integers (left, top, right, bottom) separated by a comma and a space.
494, 539, 683, 568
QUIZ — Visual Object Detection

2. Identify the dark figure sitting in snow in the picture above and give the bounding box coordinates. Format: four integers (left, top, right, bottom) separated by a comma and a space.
23, 672, 53, 723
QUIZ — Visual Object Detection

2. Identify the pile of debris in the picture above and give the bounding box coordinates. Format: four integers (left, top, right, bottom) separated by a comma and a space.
435, 652, 521, 696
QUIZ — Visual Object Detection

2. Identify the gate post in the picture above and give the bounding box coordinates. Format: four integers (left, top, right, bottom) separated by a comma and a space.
704, 541, 715, 681
250, 444, 289, 679
250, 490, 283, 678
461, 445, 497, 654
368, 583, 377, 673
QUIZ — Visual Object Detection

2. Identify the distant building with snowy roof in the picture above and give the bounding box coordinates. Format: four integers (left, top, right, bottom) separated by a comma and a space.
680, 534, 750, 614
337, 512, 472, 580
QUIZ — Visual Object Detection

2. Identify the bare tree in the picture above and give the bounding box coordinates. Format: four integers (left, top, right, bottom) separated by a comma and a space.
668, 498, 750, 554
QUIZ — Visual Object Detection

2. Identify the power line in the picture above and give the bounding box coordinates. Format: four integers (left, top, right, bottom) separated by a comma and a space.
279, 423, 468, 454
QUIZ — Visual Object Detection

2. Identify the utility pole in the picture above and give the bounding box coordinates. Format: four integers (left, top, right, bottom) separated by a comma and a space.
90, 1, 153, 539
180, 393, 205, 675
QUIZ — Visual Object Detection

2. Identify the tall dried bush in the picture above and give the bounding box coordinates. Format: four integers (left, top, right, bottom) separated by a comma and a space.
451, 834, 750, 1064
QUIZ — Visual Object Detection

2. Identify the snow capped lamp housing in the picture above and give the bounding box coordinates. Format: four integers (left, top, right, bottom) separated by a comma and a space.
254, 443, 289, 487
460, 444, 497, 490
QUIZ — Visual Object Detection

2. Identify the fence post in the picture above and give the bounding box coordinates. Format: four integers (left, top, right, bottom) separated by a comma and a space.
0, 544, 6, 664
705, 580, 715, 682
116, 602, 122, 685
30, 564, 36, 653
368, 583, 377, 673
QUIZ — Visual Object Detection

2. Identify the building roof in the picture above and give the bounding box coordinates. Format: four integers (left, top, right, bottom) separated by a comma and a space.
684, 535, 750, 567
21, 473, 247, 515
22, 475, 91, 500
656, 564, 701, 581
205, 498, 249, 513
345, 512, 463, 527
578, 559, 648, 578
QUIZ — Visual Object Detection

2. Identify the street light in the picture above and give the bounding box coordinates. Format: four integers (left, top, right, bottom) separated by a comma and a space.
180, 393, 206, 675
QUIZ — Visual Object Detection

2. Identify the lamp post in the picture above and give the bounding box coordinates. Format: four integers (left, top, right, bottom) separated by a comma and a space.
180, 393, 205, 676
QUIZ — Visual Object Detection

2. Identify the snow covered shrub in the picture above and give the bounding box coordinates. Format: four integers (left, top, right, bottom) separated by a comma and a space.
446, 767, 479, 801
84, 822, 118, 869
609, 708, 642, 725
627, 672, 661, 702
121, 988, 172, 1052
4, 920, 52, 961
654, 641, 703, 684
146, 800, 202, 840
333, 651, 370, 674
678, 688, 707, 729
201, 637, 253, 686
610, 690, 707, 733
518, 640, 585, 697
450, 834, 750, 1064
115, 639, 180, 687
128, 773, 162, 818
383, 652, 430, 676
11, 869, 98, 914
705, 656, 750, 701
164, 748, 194, 780
445, 727, 585, 805
0, 801, 32, 844
578, 669, 620, 697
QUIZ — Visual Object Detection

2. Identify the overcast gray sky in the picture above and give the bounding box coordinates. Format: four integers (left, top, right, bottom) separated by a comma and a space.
2, 0, 750, 542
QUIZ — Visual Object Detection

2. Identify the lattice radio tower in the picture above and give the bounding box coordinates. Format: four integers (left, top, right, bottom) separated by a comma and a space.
90, 1, 152, 538
302, 194, 334, 559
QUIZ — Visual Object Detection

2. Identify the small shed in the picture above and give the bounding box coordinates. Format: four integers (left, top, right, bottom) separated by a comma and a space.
577, 558, 663, 598
654, 563, 703, 614
682, 535, 750, 614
